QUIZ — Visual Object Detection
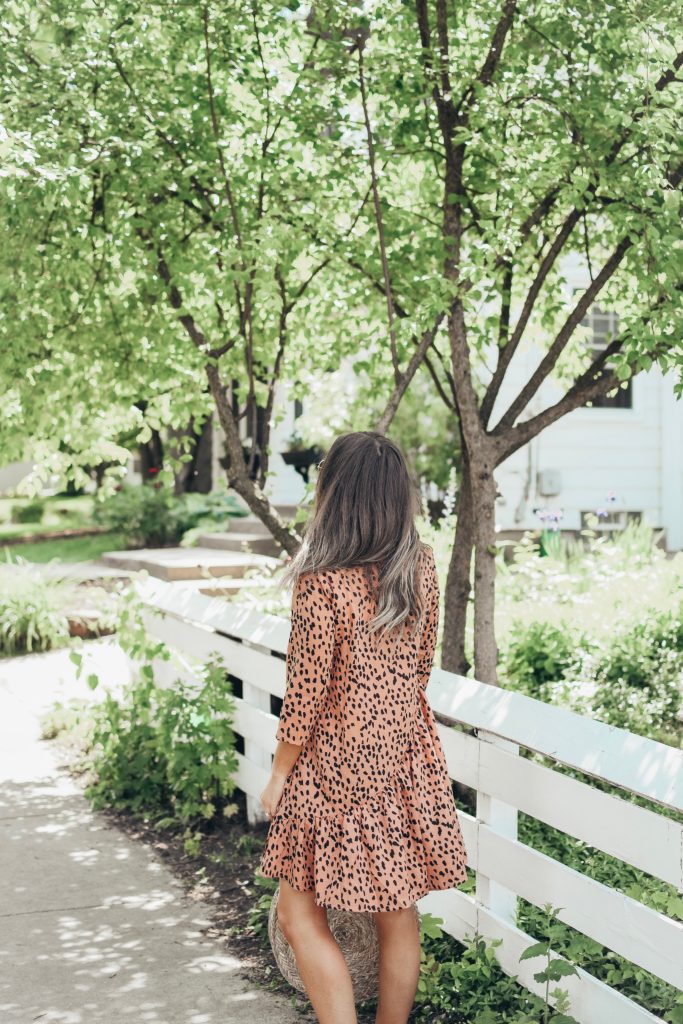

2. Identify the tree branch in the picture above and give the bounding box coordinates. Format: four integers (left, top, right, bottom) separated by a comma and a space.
202, 4, 244, 260
358, 41, 401, 384
481, 207, 581, 424
455, 0, 518, 114
375, 313, 446, 433
492, 235, 632, 432
498, 304, 675, 460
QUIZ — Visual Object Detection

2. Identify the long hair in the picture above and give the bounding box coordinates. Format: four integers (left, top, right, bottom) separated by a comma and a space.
280, 431, 428, 638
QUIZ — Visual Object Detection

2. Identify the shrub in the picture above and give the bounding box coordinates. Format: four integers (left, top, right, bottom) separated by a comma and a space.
591, 605, 683, 737
94, 485, 248, 548
174, 490, 248, 546
500, 621, 594, 702
0, 564, 72, 655
85, 659, 240, 831
11, 499, 45, 524
94, 484, 179, 547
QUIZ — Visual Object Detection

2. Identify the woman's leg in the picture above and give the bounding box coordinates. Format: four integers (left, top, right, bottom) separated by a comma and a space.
372, 905, 421, 1024
276, 878, 358, 1024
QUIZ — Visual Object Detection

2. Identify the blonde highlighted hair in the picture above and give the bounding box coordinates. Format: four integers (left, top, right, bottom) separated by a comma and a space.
280, 431, 428, 638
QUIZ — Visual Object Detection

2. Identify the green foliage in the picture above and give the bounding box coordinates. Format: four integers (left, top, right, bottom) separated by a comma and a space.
174, 490, 248, 547
591, 605, 683, 736
247, 873, 279, 945
0, 561, 73, 654
518, 905, 579, 1024
499, 602, 683, 742
411, 912, 574, 1023
518, 812, 683, 1022
93, 484, 248, 548
10, 498, 45, 524
500, 622, 594, 703
93, 484, 180, 547
2, 0, 681, 488
486, 515, 683, 742
62, 587, 241, 846
85, 658, 239, 833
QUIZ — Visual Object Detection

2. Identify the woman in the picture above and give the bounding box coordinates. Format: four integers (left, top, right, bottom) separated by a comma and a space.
259, 430, 468, 1024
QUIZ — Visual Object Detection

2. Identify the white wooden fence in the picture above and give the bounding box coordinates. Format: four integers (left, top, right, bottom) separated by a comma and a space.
135, 577, 683, 1024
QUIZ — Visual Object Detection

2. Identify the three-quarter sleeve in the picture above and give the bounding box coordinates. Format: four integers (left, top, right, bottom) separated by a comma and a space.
417, 546, 440, 690
276, 572, 336, 747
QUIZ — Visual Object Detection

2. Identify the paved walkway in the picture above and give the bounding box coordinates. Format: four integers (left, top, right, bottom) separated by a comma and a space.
0, 648, 304, 1024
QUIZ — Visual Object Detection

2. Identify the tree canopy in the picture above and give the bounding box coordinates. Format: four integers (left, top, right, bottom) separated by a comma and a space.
1, 0, 681, 679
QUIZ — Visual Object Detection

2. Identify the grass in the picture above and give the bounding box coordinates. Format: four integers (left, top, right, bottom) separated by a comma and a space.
1, 531, 127, 564
0, 494, 96, 541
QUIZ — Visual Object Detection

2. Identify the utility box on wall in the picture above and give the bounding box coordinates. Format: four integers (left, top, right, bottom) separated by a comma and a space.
537, 468, 562, 497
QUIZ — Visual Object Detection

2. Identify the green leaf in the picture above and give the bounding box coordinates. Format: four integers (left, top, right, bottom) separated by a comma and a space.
519, 941, 549, 961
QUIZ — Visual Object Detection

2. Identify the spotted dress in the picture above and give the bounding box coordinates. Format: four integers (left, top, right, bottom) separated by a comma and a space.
258, 543, 468, 912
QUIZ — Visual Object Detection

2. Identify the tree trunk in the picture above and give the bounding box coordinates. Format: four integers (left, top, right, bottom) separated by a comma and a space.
139, 429, 164, 481
441, 452, 474, 676
168, 416, 213, 495
206, 362, 301, 555
470, 448, 499, 684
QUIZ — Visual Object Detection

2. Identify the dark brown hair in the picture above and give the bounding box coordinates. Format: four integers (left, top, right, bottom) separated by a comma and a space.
280, 431, 428, 637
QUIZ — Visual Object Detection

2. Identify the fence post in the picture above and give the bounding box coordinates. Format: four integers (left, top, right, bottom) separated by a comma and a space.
242, 643, 272, 825
475, 731, 519, 925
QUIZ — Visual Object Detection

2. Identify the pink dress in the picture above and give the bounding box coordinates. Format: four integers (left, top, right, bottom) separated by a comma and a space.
259, 544, 468, 911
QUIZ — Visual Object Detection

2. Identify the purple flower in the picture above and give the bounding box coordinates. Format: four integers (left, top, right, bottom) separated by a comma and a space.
534, 506, 564, 531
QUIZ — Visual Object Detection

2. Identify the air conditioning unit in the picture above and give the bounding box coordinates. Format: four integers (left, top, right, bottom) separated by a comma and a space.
537, 468, 562, 497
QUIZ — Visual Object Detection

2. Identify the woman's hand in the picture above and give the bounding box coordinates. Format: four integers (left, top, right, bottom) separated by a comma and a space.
260, 770, 288, 819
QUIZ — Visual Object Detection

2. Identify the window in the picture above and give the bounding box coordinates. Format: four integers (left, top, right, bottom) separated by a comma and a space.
581, 305, 632, 409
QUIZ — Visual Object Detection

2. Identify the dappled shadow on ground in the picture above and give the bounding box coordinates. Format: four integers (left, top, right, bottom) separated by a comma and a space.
0, 778, 304, 1024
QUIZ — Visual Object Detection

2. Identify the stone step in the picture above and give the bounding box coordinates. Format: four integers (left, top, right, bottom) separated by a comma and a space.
101, 546, 280, 582
233, 506, 302, 533
165, 576, 272, 598
197, 531, 281, 556
230, 516, 272, 535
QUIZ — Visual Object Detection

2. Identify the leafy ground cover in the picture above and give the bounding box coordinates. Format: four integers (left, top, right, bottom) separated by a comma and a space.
0, 558, 119, 655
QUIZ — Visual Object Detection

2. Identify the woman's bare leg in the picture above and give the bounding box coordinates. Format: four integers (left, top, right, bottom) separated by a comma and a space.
276, 878, 358, 1024
373, 905, 421, 1024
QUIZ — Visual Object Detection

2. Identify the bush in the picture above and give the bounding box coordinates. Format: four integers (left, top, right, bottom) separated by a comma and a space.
591, 605, 683, 737
94, 485, 248, 548
11, 499, 45, 524
0, 564, 72, 655
500, 621, 594, 702
85, 659, 240, 831
94, 484, 179, 547
174, 490, 248, 545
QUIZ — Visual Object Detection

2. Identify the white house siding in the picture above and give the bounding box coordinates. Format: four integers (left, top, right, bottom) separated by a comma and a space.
0, 461, 34, 494
492, 358, 683, 550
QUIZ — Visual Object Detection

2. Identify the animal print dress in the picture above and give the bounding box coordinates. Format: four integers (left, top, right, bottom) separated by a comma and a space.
259, 543, 469, 912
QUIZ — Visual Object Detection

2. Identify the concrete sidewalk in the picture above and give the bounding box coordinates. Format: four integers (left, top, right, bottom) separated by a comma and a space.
0, 650, 305, 1024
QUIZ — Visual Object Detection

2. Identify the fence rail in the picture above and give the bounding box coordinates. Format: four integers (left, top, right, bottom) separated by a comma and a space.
136, 577, 683, 1024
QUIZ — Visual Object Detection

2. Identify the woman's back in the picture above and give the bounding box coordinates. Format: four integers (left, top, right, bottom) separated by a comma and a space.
261, 542, 467, 911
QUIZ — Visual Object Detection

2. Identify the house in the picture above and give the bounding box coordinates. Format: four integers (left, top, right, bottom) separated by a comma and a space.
491, 352, 683, 550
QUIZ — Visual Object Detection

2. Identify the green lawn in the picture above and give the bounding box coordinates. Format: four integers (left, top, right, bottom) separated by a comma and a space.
0, 495, 95, 540
1, 531, 127, 564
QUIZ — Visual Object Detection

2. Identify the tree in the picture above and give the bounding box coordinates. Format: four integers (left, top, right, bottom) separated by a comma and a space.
300, 1, 682, 681
0, 1, 376, 548
2, 2, 682, 684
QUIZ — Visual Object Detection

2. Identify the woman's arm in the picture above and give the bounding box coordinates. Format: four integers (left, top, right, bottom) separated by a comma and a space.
260, 572, 336, 816
260, 738, 302, 817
